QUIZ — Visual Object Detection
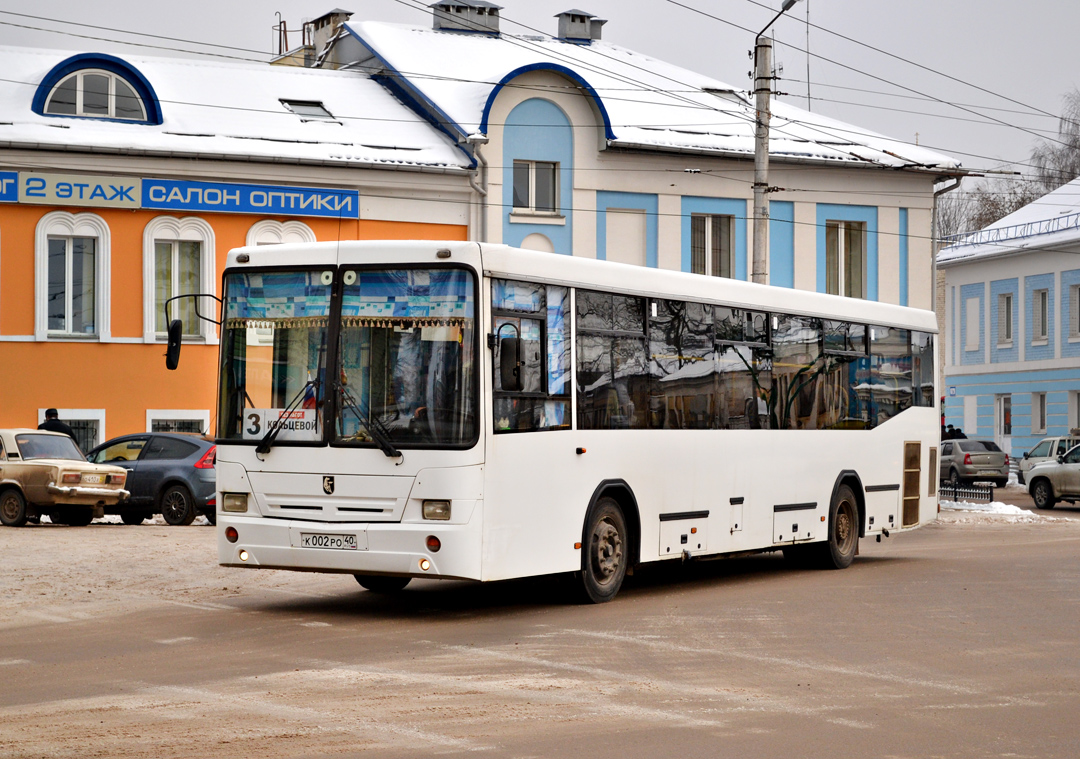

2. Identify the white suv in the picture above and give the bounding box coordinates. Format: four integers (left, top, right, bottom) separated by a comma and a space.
1019, 434, 1080, 485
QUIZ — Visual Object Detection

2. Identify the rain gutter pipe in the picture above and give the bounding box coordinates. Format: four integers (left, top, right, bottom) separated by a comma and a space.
466, 134, 489, 243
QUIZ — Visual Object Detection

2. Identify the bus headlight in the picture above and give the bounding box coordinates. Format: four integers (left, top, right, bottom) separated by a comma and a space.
222, 493, 249, 513
422, 500, 451, 520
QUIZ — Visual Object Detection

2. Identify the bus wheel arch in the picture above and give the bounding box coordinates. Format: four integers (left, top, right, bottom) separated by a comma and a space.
830, 470, 866, 539
579, 480, 640, 603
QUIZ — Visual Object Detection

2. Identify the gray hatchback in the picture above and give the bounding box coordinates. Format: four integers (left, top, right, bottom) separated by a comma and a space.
939, 439, 1009, 488
87, 433, 215, 525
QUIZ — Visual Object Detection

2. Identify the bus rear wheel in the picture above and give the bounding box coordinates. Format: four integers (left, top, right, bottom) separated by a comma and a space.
580, 497, 628, 604
354, 575, 411, 594
818, 484, 859, 569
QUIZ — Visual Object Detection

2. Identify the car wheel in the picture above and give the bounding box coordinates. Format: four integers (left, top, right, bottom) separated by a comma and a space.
354, 575, 411, 593
579, 496, 629, 603
0, 490, 28, 527
949, 469, 962, 486
203, 510, 217, 526
64, 510, 94, 527
160, 485, 196, 526
816, 484, 859, 569
120, 512, 146, 525
1032, 479, 1056, 509
994, 479, 1008, 489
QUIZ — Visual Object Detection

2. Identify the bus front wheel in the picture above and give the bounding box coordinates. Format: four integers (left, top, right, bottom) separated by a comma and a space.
819, 484, 859, 569
580, 496, 628, 604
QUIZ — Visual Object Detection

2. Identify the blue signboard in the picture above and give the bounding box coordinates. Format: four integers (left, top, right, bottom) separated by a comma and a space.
142, 178, 359, 219
0, 171, 16, 203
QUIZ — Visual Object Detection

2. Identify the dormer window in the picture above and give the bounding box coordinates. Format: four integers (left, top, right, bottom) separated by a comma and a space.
33, 53, 162, 125
45, 70, 147, 121
281, 99, 338, 123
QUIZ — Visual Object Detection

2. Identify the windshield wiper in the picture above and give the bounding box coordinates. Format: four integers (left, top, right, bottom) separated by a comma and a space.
336, 382, 401, 458
255, 379, 319, 455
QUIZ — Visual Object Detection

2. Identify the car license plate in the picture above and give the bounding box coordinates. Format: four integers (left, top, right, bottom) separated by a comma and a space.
83, 474, 104, 484
300, 533, 357, 550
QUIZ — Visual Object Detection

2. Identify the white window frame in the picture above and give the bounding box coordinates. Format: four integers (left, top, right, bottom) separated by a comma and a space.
1070, 284, 1080, 339
246, 219, 316, 247
1033, 392, 1047, 434
145, 409, 211, 434
44, 69, 147, 121
1033, 288, 1049, 343
964, 297, 980, 351
35, 211, 111, 341
690, 213, 734, 278
143, 216, 216, 343
997, 292, 1013, 346
37, 408, 106, 450
512, 160, 559, 215
825, 220, 867, 299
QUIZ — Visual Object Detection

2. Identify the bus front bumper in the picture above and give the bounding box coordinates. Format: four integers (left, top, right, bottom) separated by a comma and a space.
217, 514, 483, 581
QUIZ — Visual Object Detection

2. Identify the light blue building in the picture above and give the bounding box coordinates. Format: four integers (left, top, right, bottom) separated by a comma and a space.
940, 177, 1080, 456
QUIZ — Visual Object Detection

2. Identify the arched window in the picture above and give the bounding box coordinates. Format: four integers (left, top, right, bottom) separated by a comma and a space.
246, 219, 316, 246
143, 217, 216, 342
45, 69, 146, 120
35, 211, 111, 340
33, 54, 162, 125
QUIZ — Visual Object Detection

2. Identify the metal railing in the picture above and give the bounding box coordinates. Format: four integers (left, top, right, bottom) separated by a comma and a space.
938, 481, 995, 503
941, 211, 1080, 251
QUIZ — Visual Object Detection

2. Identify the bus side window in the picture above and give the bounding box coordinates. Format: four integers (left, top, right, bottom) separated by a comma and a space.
491, 279, 571, 433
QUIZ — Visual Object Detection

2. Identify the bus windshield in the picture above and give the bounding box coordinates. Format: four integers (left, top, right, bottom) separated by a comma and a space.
217, 266, 477, 449
219, 269, 332, 443
336, 268, 476, 448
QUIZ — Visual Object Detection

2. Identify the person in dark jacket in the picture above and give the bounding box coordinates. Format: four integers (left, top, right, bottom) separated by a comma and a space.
37, 408, 76, 441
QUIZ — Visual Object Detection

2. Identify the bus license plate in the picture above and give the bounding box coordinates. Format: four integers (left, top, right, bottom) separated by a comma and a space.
300, 533, 358, 550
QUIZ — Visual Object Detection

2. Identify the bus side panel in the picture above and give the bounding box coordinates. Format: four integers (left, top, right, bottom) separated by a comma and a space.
481, 409, 938, 582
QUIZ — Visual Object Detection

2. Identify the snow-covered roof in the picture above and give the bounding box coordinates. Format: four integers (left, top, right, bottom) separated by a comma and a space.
347, 21, 960, 172
939, 177, 1080, 265
0, 46, 470, 171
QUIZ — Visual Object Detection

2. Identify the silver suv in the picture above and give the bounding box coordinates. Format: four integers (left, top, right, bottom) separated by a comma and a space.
939, 439, 1009, 488
1026, 444, 1080, 508
1018, 435, 1080, 485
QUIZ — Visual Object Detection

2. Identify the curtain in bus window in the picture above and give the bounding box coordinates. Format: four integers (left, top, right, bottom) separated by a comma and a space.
869, 326, 912, 425
770, 315, 822, 430
912, 331, 935, 407
649, 299, 715, 429
576, 290, 648, 430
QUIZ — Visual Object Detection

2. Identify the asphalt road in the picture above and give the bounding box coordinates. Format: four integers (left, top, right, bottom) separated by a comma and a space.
2, 512, 1079, 759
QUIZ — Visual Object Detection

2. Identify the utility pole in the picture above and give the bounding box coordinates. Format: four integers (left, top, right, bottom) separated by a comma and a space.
752, 35, 773, 286
751, 0, 801, 286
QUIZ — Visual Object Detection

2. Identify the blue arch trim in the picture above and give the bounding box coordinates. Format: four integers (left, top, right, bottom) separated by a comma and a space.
32, 53, 163, 125
480, 63, 616, 141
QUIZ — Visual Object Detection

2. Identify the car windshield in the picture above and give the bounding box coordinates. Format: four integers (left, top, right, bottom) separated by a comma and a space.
336, 268, 476, 448
16, 434, 84, 461
959, 440, 1002, 452
1028, 440, 1052, 458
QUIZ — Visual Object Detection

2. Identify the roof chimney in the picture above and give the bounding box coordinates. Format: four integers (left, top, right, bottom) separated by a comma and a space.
555, 9, 605, 42
431, 1, 502, 34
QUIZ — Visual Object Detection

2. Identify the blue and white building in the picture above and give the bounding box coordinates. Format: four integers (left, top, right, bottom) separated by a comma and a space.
939, 177, 1080, 455
313, 3, 962, 311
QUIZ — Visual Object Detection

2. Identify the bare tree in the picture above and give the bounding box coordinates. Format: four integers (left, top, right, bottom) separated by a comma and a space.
1031, 89, 1080, 194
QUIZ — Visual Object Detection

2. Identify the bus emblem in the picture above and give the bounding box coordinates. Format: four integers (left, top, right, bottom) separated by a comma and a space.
322, 476, 335, 495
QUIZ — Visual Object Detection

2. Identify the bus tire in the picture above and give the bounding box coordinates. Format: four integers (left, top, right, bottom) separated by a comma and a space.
0, 489, 28, 527
818, 484, 859, 569
354, 575, 411, 593
580, 496, 628, 604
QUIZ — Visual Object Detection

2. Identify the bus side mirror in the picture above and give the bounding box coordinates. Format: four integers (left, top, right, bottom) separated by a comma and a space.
1023, 451, 1029, 459
165, 319, 183, 370
499, 336, 524, 391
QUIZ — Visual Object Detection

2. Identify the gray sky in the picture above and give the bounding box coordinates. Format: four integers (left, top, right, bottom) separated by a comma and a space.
1, 0, 1076, 180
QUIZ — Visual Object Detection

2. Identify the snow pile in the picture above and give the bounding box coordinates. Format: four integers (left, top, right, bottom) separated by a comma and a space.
939, 499, 1072, 525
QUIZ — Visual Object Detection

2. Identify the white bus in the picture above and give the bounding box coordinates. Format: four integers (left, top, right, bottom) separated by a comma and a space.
168, 240, 939, 602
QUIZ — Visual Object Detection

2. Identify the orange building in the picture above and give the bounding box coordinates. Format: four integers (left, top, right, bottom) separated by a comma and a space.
0, 34, 475, 450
